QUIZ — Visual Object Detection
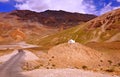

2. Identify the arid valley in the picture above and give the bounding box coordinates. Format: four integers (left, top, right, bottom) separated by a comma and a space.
0, 2, 120, 77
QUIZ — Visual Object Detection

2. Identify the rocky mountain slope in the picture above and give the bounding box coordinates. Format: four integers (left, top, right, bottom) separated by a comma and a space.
37, 8, 120, 49
10, 10, 96, 28
0, 10, 96, 44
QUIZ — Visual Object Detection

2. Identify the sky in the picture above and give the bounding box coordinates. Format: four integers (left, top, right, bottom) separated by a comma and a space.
0, 0, 120, 15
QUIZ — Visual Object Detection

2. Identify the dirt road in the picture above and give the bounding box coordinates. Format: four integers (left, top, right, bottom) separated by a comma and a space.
24, 69, 119, 77
0, 49, 119, 77
0, 42, 39, 50
0, 51, 28, 77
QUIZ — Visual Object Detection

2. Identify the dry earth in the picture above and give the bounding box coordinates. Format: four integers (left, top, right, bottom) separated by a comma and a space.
0, 42, 120, 77
23, 69, 119, 77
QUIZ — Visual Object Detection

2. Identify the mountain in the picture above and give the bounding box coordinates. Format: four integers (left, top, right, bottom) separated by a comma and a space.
0, 10, 96, 44
37, 8, 120, 50
10, 10, 97, 29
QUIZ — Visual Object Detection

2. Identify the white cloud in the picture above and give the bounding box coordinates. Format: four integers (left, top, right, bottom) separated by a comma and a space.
48, 0, 85, 13
114, 6, 120, 9
15, 0, 49, 12
14, 0, 120, 15
82, 0, 96, 14
0, 0, 119, 15
0, 0, 9, 2
15, 0, 97, 14
99, 3, 113, 15
116, 0, 120, 2
99, 2, 120, 15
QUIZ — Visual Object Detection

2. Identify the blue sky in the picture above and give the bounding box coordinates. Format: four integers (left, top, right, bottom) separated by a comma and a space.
0, 0, 120, 15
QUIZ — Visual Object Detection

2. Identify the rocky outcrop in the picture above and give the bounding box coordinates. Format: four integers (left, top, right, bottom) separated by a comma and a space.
86, 8, 120, 31
10, 29, 26, 42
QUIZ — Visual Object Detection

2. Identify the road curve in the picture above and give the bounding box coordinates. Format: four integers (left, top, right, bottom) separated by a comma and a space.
0, 51, 28, 77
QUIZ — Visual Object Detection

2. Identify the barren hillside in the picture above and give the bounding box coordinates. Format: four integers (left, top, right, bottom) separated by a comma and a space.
37, 8, 120, 49
10, 10, 97, 28
0, 10, 96, 44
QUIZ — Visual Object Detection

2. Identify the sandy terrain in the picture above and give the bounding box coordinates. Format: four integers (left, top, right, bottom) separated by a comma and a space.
47, 43, 103, 69
0, 49, 119, 77
23, 69, 119, 77
0, 42, 119, 77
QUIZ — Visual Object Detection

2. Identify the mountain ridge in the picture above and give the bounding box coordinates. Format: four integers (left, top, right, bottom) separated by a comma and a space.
36, 8, 120, 49
10, 10, 97, 28
0, 10, 96, 44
